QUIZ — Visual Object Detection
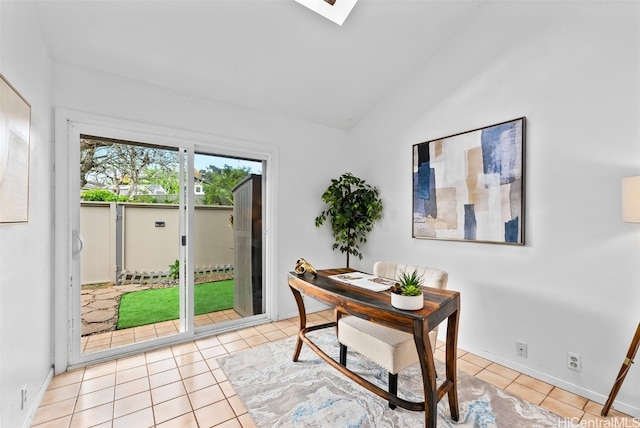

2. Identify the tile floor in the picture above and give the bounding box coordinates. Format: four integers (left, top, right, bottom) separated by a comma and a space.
81, 310, 242, 354
33, 309, 636, 428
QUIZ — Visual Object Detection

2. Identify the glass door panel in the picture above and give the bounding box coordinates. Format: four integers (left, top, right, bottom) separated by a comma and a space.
79, 136, 183, 354
192, 153, 264, 330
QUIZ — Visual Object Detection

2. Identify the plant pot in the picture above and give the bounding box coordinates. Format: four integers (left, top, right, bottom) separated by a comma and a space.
391, 292, 424, 310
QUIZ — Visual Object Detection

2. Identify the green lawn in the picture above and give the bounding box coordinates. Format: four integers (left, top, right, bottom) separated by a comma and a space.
117, 280, 234, 329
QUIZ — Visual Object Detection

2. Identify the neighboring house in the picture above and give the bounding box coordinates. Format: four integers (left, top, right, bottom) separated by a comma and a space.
194, 168, 205, 195
194, 183, 205, 196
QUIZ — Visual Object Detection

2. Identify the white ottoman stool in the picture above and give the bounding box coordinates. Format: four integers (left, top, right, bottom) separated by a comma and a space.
337, 262, 448, 409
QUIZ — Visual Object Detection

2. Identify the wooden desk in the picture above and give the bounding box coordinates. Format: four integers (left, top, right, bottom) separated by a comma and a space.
288, 268, 461, 427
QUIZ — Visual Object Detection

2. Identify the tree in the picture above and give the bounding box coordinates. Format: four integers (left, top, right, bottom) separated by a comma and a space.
143, 166, 180, 195
81, 138, 252, 205
200, 165, 251, 205
80, 138, 177, 196
315, 173, 383, 267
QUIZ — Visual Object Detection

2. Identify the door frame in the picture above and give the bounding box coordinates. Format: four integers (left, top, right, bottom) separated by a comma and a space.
54, 109, 278, 373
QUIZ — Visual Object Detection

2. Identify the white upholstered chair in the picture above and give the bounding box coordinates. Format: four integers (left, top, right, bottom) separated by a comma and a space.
337, 261, 449, 408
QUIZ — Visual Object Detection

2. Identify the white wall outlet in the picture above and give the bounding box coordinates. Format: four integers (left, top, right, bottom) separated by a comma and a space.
568, 352, 582, 371
21, 384, 27, 410
516, 341, 528, 358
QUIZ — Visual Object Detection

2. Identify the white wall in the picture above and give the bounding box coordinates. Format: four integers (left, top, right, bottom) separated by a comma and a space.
52, 62, 350, 322
0, 2, 54, 427
350, 1, 640, 417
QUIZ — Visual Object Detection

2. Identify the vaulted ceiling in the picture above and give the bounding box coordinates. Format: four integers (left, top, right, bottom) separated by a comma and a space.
36, 0, 484, 130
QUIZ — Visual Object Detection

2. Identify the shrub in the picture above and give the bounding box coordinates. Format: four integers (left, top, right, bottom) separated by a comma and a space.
169, 259, 180, 280
130, 194, 156, 203
81, 189, 129, 202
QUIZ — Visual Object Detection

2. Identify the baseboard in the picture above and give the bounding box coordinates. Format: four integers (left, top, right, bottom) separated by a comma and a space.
465, 346, 640, 419
21, 366, 54, 428
278, 301, 331, 321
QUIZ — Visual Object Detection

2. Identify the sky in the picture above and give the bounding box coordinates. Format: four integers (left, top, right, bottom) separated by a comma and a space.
194, 153, 262, 174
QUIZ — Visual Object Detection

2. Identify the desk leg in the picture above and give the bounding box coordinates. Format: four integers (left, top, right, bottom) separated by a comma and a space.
289, 285, 307, 362
416, 322, 438, 427
446, 310, 460, 421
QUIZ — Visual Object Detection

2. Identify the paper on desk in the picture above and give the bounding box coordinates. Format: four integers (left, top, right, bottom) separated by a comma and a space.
328, 272, 396, 292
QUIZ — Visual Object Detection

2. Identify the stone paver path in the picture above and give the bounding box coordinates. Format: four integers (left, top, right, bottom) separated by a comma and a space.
81, 274, 232, 336
81, 284, 154, 336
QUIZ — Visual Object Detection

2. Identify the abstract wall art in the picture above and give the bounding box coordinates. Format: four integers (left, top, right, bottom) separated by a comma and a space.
0, 74, 31, 223
413, 117, 525, 245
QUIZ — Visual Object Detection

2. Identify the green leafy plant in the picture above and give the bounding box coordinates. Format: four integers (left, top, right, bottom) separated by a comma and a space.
391, 270, 423, 296
315, 173, 383, 267
130, 194, 157, 204
169, 259, 180, 280
81, 188, 129, 202
399, 284, 422, 296
200, 164, 251, 206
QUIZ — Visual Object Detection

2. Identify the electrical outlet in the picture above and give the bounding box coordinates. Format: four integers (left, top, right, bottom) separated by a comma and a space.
516, 341, 528, 358
568, 352, 582, 371
20, 385, 27, 410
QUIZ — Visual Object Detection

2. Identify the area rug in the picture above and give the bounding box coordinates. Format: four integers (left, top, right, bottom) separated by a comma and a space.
218, 330, 563, 427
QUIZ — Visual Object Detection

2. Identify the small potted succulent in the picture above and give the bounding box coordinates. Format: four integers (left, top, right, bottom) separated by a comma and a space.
390, 270, 424, 310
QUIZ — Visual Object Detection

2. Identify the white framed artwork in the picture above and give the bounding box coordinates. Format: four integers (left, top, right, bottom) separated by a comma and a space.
0, 74, 31, 223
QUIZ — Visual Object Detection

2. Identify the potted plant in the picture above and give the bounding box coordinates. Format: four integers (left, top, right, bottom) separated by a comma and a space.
390, 270, 424, 310
315, 173, 383, 267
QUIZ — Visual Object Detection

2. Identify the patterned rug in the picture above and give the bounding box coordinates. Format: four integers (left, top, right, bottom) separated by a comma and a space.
218, 329, 562, 427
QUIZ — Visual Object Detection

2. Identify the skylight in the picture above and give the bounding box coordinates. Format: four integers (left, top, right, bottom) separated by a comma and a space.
294, 0, 358, 26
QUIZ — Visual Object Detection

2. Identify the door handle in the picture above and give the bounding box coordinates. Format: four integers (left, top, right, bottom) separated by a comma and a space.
72, 229, 84, 260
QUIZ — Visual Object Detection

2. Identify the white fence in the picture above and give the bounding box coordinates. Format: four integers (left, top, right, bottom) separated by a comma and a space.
117, 263, 234, 285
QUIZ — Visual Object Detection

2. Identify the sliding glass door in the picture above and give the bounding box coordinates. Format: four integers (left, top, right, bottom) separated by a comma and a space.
56, 112, 271, 369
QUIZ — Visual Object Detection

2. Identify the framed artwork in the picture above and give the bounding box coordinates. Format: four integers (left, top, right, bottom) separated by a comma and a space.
0, 74, 31, 223
412, 117, 525, 245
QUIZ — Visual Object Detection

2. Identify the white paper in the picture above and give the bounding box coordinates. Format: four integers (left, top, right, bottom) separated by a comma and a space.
328, 272, 396, 292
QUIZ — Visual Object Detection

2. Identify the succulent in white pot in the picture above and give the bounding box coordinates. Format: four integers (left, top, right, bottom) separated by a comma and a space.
390, 270, 424, 310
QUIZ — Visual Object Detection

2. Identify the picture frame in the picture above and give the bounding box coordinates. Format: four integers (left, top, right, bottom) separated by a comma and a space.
412, 117, 525, 245
0, 74, 31, 223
